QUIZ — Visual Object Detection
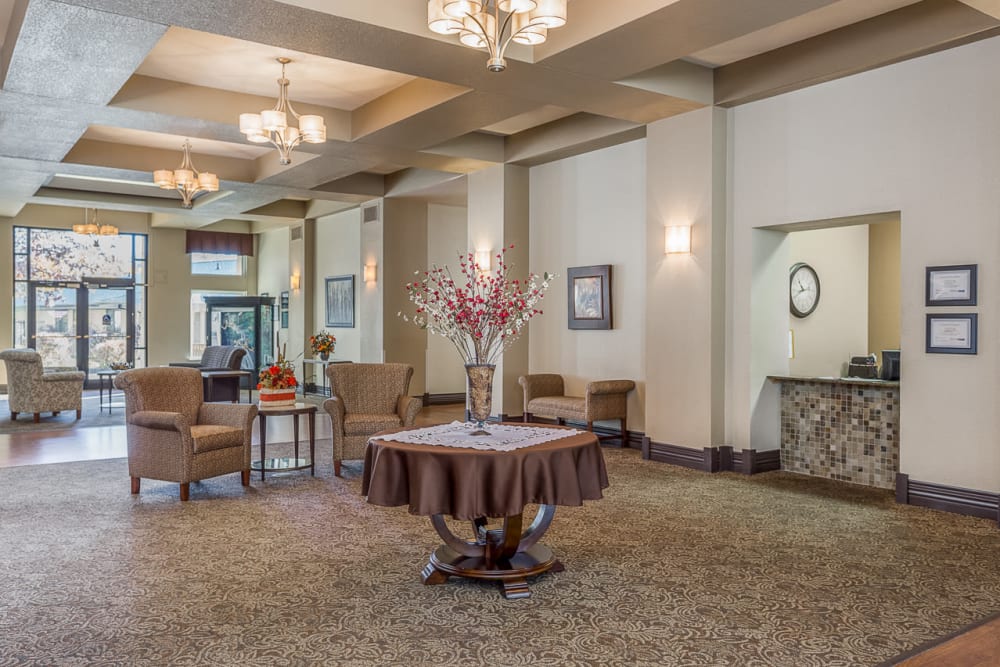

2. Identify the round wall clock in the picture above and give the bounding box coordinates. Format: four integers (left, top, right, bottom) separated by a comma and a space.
789, 262, 820, 318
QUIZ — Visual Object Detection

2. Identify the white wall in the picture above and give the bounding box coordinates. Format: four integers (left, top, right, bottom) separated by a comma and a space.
426, 203, 468, 394
788, 225, 869, 377
529, 140, 647, 430
731, 36, 1000, 491
314, 209, 362, 361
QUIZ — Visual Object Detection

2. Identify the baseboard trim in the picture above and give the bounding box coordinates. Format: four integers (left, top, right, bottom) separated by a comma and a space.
644, 440, 781, 475
526, 416, 643, 449
896, 473, 999, 523
422, 392, 465, 406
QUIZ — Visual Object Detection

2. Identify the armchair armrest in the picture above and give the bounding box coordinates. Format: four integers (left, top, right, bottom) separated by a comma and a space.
198, 402, 257, 430
323, 397, 346, 432
586, 380, 636, 396
518, 374, 565, 405
131, 410, 189, 432
398, 395, 423, 426
41, 370, 86, 382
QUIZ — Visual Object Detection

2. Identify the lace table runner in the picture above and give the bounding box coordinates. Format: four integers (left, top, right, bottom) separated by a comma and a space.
371, 421, 583, 451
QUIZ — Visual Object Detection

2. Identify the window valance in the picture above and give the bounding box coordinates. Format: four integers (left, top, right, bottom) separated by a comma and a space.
185, 230, 255, 256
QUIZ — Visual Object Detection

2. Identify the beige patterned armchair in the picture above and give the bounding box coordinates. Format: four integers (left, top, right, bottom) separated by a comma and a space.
323, 363, 422, 476
114, 367, 257, 501
0, 348, 85, 423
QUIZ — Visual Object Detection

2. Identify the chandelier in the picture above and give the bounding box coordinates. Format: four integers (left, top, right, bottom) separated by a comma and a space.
239, 57, 327, 164
153, 139, 220, 208
72, 208, 117, 237
427, 0, 567, 72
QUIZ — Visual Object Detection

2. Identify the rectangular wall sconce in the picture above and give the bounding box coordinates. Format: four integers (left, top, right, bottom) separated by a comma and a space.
665, 225, 692, 254
475, 249, 491, 273
364, 263, 377, 283
290, 273, 300, 290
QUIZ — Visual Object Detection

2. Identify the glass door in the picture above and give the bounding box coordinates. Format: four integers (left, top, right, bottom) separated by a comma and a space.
27, 280, 135, 385
85, 284, 133, 380
29, 284, 81, 370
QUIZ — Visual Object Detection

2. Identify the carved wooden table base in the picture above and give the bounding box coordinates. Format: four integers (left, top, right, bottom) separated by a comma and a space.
420, 504, 563, 599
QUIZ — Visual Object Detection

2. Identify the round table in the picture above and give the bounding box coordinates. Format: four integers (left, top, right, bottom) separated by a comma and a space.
362, 424, 608, 599
252, 402, 317, 480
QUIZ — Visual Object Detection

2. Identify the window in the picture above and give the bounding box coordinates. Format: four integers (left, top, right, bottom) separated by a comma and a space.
189, 290, 246, 359
190, 252, 243, 276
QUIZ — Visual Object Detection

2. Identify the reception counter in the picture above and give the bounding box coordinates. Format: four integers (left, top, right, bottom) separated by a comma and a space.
768, 376, 899, 489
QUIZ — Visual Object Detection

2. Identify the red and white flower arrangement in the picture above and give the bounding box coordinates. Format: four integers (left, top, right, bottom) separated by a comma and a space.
401, 245, 554, 365
257, 345, 297, 406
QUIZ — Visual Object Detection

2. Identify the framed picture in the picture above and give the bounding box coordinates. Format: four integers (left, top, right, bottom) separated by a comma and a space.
325, 275, 355, 328
567, 265, 612, 330
926, 264, 977, 306
280, 310, 288, 329
926, 313, 977, 354
279, 291, 289, 310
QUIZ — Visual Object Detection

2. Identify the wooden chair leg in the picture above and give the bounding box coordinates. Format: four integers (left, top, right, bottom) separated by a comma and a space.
620, 417, 627, 447
76, 409, 82, 420
334, 459, 342, 477
53, 411, 60, 416
557, 417, 565, 426
241, 470, 250, 486
131, 477, 140, 494
33, 413, 40, 424
586, 420, 593, 432
523, 412, 532, 423
10, 412, 17, 420
179, 483, 190, 501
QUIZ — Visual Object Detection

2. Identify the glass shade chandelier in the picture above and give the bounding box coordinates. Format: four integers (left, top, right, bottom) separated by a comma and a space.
427, 0, 568, 72
72, 208, 117, 237
153, 139, 219, 209
239, 57, 327, 164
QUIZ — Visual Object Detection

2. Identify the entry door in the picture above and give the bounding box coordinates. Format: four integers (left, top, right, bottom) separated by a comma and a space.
28, 281, 135, 384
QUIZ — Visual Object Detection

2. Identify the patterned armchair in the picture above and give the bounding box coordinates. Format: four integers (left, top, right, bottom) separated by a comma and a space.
323, 363, 422, 476
0, 348, 85, 423
519, 373, 636, 442
114, 367, 257, 501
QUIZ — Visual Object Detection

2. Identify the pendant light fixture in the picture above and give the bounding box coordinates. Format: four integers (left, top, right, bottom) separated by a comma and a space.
239, 57, 327, 164
153, 139, 220, 208
72, 208, 118, 238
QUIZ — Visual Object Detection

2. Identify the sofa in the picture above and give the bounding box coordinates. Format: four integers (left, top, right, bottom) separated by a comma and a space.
518, 373, 636, 443
169, 346, 247, 402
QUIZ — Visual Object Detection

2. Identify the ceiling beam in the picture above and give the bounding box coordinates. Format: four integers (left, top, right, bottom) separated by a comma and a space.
715, 0, 1000, 107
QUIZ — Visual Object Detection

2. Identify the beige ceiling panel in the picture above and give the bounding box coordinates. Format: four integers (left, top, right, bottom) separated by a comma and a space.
956, 0, 1000, 19
313, 173, 385, 198
538, 0, 845, 81
352, 78, 470, 140
83, 125, 270, 160
420, 133, 505, 163
690, 0, 923, 67
715, 0, 1000, 106
111, 75, 352, 141
139, 27, 416, 110
505, 114, 644, 165
482, 106, 578, 135
63, 139, 257, 183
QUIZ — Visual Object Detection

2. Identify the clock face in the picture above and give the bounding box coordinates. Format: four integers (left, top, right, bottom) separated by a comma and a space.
790, 262, 820, 318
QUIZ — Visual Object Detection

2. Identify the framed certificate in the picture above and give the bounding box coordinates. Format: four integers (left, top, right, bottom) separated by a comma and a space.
926, 264, 976, 306
926, 313, 977, 354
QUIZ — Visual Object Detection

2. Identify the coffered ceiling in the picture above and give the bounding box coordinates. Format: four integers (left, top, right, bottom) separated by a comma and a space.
1, 0, 998, 229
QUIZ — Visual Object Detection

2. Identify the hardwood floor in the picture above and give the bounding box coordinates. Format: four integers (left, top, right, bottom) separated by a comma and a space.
0, 402, 464, 469
887, 612, 1000, 666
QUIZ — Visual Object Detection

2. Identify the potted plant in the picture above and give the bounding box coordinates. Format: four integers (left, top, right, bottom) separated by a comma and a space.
309, 330, 336, 361
257, 345, 297, 407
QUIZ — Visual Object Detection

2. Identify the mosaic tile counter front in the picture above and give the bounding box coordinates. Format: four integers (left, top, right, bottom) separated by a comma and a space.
773, 377, 899, 490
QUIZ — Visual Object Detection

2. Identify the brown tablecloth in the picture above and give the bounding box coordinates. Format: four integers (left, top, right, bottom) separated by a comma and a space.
362, 424, 608, 520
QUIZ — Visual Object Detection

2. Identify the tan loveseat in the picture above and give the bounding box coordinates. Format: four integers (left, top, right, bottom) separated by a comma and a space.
518, 374, 635, 442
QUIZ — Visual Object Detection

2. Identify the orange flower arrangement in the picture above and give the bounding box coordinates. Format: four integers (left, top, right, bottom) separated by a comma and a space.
257, 345, 297, 390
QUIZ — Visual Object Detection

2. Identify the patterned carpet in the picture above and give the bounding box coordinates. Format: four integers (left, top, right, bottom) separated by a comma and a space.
2, 444, 1000, 666
0, 392, 124, 433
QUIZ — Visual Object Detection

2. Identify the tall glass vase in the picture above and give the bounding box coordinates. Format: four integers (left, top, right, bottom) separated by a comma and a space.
465, 363, 495, 436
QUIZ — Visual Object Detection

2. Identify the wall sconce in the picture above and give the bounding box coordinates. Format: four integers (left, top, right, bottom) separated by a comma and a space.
475, 249, 491, 273
664, 226, 692, 254
364, 263, 377, 283
290, 274, 300, 290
